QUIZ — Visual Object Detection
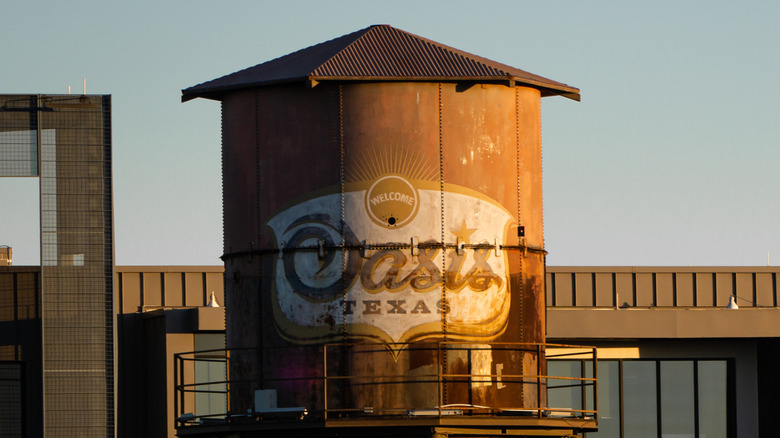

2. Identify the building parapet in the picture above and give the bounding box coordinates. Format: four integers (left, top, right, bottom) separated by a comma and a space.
547, 266, 779, 309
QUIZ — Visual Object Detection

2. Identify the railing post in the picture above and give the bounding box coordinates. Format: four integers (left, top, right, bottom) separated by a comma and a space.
174, 353, 179, 427
225, 349, 231, 420
537, 343, 542, 419
438, 341, 443, 414
184, 355, 188, 420
180, 355, 186, 421
323, 344, 328, 420
580, 359, 587, 417
593, 346, 599, 423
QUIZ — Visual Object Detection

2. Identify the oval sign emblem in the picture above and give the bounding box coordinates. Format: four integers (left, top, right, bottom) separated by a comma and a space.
365, 175, 419, 228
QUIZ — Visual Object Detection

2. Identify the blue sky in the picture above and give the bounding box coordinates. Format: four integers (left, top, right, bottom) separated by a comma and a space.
2, 1, 779, 266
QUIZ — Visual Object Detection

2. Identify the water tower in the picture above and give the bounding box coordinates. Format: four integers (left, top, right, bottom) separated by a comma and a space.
181, 25, 594, 437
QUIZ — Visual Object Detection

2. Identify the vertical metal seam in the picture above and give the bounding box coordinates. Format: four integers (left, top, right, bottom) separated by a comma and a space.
339, 85, 347, 341
712, 272, 717, 306
537, 90, 544, 250
438, 83, 447, 403
612, 272, 617, 308
652, 272, 657, 307
439, 83, 445, 330
202, 272, 208, 306
516, 88, 522, 232
515, 85, 523, 279
752, 272, 757, 307
254, 91, 265, 385
221, 101, 225, 259
515, 86, 525, 403
338, 84, 351, 411
537, 90, 546, 412
255, 91, 262, 251
220, 99, 229, 368
180, 273, 186, 307
160, 271, 166, 308
571, 272, 577, 307
221, 101, 227, 270
139, 272, 145, 309
515, 87, 523, 304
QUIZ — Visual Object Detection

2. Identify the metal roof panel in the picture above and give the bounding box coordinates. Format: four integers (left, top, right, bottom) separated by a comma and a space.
182, 25, 579, 101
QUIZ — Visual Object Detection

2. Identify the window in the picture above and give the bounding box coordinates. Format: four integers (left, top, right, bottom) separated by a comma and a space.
194, 334, 227, 418
549, 359, 732, 438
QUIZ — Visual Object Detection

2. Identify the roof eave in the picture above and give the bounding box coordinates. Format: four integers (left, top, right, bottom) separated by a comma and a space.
182, 76, 580, 103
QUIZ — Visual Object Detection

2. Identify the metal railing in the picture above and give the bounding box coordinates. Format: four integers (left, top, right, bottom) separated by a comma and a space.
174, 342, 597, 428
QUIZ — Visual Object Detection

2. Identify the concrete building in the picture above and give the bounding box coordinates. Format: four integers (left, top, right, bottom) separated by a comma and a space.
115, 266, 225, 438
4, 263, 777, 437
0, 265, 225, 438
153, 265, 780, 438
545, 266, 780, 438
0, 94, 114, 437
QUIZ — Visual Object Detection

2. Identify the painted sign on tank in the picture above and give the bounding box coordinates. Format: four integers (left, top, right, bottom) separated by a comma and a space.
267, 149, 514, 345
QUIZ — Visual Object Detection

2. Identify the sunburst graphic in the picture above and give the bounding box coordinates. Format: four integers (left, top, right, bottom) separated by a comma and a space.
345, 145, 438, 183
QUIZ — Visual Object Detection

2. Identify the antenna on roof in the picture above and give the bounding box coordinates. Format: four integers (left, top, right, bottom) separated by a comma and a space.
83, 77, 86, 95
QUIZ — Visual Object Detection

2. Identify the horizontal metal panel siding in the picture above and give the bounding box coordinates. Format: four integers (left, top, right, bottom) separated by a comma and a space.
548, 268, 780, 308
117, 267, 225, 313
124, 267, 778, 310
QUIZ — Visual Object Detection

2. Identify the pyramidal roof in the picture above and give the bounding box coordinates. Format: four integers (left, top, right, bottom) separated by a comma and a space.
182, 25, 579, 102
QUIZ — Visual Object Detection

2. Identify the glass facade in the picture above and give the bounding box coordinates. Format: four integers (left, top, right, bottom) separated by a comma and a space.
193, 334, 227, 419
0, 95, 114, 438
596, 361, 620, 437
623, 361, 657, 438
550, 358, 732, 438
0, 362, 24, 438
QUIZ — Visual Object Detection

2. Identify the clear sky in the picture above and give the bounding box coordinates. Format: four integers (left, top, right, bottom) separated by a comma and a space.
2, 1, 779, 267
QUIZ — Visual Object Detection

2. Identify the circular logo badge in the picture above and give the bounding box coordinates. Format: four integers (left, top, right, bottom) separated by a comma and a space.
365, 175, 419, 228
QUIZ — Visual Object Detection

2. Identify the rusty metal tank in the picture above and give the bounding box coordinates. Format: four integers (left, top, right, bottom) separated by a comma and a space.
183, 25, 579, 417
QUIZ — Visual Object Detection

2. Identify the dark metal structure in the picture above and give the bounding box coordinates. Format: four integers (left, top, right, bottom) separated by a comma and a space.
182, 25, 588, 437
0, 94, 115, 438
